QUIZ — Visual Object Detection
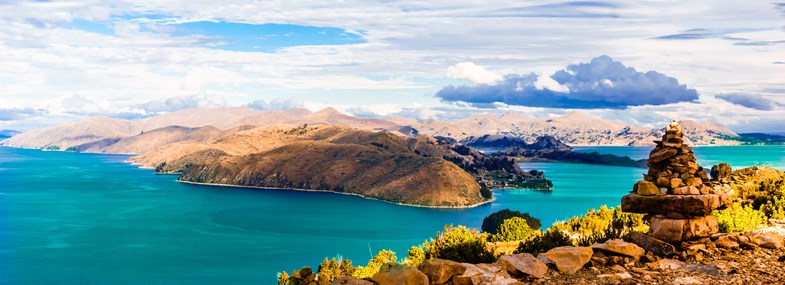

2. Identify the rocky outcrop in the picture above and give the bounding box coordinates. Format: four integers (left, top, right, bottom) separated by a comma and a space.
417, 259, 466, 284
621, 122, 732, 243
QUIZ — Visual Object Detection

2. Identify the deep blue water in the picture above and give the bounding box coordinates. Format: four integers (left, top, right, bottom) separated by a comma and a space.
1, 145, 783, 284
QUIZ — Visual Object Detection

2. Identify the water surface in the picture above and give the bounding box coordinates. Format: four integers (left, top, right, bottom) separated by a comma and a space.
1, 146, 783, 283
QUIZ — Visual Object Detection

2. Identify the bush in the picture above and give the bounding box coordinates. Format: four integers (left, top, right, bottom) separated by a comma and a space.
421, 225, 496, 264
761, 195, 785, 219
515, 229, 572, 256
714, 202, 766, 233
316, 257, 355, 285
482, 209, 542, 233
404, 245, 425, 266
490, 217, 535, 242
550, 205, 645, 245
352, 250, 397, 279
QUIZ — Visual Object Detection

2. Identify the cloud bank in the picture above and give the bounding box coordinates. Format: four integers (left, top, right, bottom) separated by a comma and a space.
716, 93, 782, 110
246, 97, 304, 110
436, 55, 699, 109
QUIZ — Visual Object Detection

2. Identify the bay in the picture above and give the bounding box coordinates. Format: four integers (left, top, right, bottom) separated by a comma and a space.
1, 145, 783, 284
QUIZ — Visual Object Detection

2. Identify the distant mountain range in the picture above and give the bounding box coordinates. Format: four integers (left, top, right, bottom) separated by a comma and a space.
0, 107, 746, 150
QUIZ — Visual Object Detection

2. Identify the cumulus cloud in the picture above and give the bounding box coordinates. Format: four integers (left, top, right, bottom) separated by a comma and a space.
246, 97, 304, 110
0, 107, 46, 121
715, 93, 782, 110
134, 93, 227, 114
446, 62, 503, 84
436, 55, 699, 109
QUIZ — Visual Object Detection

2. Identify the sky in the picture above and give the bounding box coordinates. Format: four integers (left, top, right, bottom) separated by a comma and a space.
0, 0, 783, 133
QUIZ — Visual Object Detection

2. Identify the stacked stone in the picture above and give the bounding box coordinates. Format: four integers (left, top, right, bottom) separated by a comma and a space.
622, 122, 732, 244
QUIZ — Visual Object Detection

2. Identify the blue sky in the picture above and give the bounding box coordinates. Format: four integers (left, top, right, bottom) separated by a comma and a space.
0, 0, 783, 132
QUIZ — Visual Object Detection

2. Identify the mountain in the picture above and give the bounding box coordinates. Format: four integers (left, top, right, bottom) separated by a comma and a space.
1, 107, 746, 150
1, 107, 399, 150
127, 125, 550, 207
404, 111, 740, 146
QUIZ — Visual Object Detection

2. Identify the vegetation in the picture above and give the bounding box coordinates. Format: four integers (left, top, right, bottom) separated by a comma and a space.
718, 133, 785, 145
482, 209, 542, 233
490, 217, 536, 242
551, 205, 646, 245
410, 225, 496, 264
515, 228, 572, 256
316, 258, 354, 285
352, 250, 396, 279
714, 202, 766, 233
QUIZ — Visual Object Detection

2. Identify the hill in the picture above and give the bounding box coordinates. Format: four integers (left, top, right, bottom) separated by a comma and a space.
126, 125, 551, 207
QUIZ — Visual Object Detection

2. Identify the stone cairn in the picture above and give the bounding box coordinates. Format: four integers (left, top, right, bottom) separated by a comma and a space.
622, 121, 732, 244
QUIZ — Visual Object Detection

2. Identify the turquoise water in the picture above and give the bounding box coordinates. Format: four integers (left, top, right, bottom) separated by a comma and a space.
1, 146, 783, 284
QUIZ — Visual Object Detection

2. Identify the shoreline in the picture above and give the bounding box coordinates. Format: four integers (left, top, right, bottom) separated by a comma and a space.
178, 180, 497, 209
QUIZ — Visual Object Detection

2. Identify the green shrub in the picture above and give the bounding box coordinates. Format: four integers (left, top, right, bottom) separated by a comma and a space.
490, 217, 535, 242
422, 225, 495, 263
352, 250, 396, 279
515, 229, 572, 256
714, 202, 766, 233
550, 205, 645, 245
481, 209, 542, 233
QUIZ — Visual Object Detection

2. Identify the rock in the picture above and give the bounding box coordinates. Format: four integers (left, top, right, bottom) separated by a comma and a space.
635, 180, 659, 195
710, 163, 732, 182
680, 264, 721, 276
650, 147, 678, 163
610, 264, 627, 273
591, 239, 645, 259
715, 235, 740, 250
418, 259, 466, 284
537, 246, 593, 274
646, 258, 684, 270
748, 232, 784, 249
497, 253, 547, 278
371, 263, 429, 285
672, 276, 703, 285
623, 231, 677, 257
648, 215, 718, 242
332, 276, 374, 285
597, 272, 632, 280
621, 193, 731, 216
685, 177, 703, 187
656, 176, 671, 187
670, 178, 684, 188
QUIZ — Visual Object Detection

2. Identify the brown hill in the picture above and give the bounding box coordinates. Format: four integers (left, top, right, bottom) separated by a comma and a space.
144, 125, 488, 207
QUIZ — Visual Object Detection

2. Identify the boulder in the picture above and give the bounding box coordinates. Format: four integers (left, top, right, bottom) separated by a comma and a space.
536, 246, 593, 274
418, 259, 466, 285
621, 193, 731, 216
714, 235, 739, 250
623, 231, 677, 257
685, 177, 703, 187
710, 163, 732, 182
332, 276, 374, 285
748, 232, 784, 249
497, 253, 547, 278
648, 215, 718, 242
635, 180, 659, 195
591, 239, 645, 259
371, 263, 429, 285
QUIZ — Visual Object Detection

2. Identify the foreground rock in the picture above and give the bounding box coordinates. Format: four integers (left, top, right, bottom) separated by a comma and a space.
371, 263, 428, 285
417, 259, 466, 284
537, 246, 593, 274
497, 253, 548, 278
621, 121, 732, 243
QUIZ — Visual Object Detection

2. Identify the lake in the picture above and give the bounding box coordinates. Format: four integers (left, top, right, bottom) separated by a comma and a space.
1, 145, 783, 284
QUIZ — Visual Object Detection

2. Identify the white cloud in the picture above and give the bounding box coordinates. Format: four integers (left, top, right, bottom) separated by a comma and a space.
534, 74, 570, 93
447, 62, 502, 84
